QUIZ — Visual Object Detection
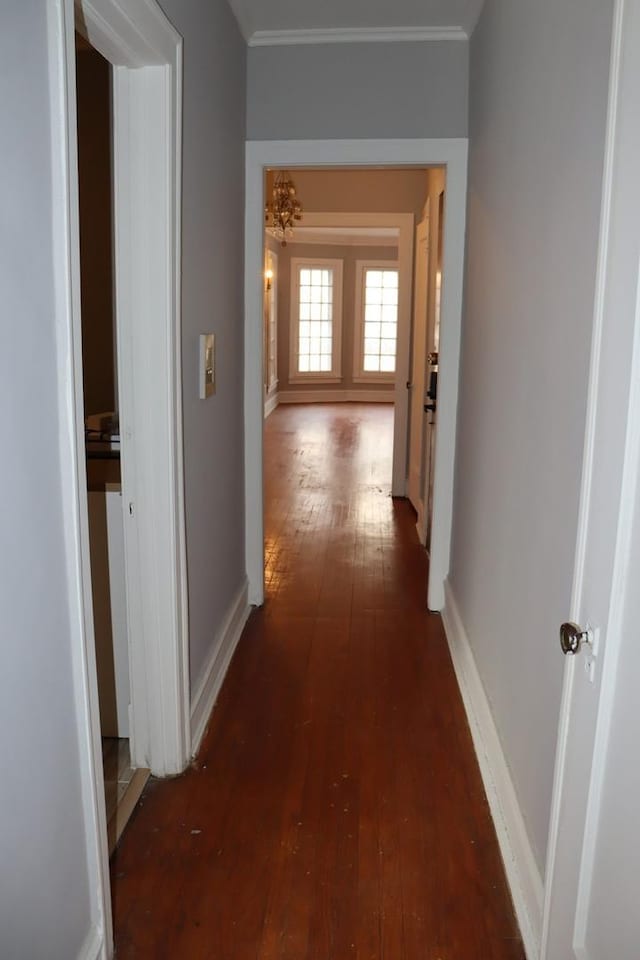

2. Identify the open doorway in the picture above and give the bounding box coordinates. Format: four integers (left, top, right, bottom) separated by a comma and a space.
245, 142, 467, 612
75, 33, 149, 854
260, 165, 448, 606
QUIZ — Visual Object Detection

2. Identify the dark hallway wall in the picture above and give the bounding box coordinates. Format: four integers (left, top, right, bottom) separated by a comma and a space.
76, 45, 116, 417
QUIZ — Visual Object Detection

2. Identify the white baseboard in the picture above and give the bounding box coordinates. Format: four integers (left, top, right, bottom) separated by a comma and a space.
441, 580, 543, 960
278, 389, 394, 404
264, 392, 279, 418
190, 579, 250, 757
77, 924, 105, 960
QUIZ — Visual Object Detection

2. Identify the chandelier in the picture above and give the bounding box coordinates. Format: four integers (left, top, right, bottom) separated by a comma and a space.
265, 171, 303, 246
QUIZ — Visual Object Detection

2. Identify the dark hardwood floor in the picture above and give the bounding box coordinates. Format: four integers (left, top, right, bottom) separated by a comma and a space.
111, 403, 524, 959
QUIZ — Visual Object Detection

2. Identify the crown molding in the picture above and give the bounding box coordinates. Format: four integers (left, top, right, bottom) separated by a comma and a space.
248, 26, 468, 47
284, 232, 399, 248
266, 226, 400, 248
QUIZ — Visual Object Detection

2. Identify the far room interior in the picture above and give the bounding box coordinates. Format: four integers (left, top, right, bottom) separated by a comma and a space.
262, 166, 446, 568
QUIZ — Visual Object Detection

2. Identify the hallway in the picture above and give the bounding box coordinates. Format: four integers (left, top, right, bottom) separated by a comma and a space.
111, 404, 523, 958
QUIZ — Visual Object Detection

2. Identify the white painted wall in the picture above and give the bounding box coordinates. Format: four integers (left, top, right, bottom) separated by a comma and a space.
0, 4, 92, 956
247, 41, 468, 139
158, 0, 248, 690
449, 0, 615, 873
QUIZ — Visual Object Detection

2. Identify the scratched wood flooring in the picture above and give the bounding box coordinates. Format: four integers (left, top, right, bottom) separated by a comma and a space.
111, 403, 524, 959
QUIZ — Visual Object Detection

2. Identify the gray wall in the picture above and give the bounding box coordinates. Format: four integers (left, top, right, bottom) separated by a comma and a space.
276, 243, 398, 395
247, 41, 468, 140
449, 0, 615, 872
158, 0, 247, 690
0, 4, 91, 957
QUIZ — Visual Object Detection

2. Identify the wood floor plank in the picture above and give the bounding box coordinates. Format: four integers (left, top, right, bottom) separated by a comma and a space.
111, 403, 524, 959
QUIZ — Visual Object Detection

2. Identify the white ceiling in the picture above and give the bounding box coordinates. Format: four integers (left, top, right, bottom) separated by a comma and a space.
229, 0, 485, 44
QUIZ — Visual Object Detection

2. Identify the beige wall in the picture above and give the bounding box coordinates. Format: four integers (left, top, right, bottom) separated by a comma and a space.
76, 46, 116, 417
276, 243, 398, 395
266, 168, 430, 221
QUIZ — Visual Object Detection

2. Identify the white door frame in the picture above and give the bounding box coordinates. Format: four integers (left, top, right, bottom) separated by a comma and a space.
51, 0, 187, 952
245, 139, 468, 609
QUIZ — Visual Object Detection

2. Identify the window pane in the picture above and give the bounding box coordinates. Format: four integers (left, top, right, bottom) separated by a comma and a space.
382, 288, 398, 306
297, 263, 335, 375
359, 267, 398, 376
365, 321, 381, 339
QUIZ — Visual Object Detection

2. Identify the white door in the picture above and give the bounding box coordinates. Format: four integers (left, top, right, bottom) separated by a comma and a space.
424, 191, 444, 552
541, 2, 640, 956
407, 216, 430, 530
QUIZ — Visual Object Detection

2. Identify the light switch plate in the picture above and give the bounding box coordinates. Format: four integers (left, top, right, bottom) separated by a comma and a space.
199, 333, 215, 399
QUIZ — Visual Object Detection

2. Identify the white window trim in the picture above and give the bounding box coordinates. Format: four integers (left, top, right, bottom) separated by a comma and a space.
353, 259, 400, 384
289, 257, 344, 383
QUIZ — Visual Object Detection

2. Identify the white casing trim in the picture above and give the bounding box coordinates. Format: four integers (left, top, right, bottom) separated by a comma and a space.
248, 26, 468, 47
442, 581, 543, 960
245, 140, 469, 611
78, 0, 190, 779
50, 1, 113, 954
278, 389, 394, 404
190, 580, 251, 758
77, 924, 104, 960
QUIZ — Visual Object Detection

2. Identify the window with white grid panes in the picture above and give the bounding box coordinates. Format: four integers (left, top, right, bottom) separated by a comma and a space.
290, 259, 343, 380
354, 261, 399, 380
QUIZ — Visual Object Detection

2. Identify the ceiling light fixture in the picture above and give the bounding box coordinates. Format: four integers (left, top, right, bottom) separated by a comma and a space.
265, 171, 303, 246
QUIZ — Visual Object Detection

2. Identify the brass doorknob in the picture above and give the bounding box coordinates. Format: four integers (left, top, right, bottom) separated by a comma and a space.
559, 622, 588, 656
